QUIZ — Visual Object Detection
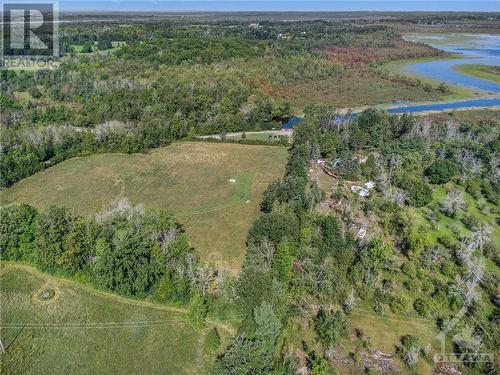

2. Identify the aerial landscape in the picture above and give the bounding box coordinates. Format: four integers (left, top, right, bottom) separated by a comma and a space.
0, 1, 499, 374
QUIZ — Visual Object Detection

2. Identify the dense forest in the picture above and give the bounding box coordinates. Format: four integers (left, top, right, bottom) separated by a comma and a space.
1, 200, 200, 303
2, 107, 498, 374
216, 107, 499, 374
1, 20, 446, 187
1, 14, 499, 375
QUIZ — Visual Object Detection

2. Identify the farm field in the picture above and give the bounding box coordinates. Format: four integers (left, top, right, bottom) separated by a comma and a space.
0, 142, 288, 272
0, 263, 231, 375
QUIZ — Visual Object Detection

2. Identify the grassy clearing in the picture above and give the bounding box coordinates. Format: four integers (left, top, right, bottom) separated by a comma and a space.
228, 133, 276, 142
225, 132, 289, 143
347, 308, 440, 374
285, 307, 440, 375
455, 64, 500, 84
0, 263, 230, 375
0, 142, 287, 272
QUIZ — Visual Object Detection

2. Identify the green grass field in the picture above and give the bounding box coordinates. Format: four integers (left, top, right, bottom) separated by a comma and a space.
0, 263, 232, 375
455, 64, 500, 84
0, 142, 287, 272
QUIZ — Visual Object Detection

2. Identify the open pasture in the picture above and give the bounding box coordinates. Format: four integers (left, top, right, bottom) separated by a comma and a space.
0, 142, 288, 272
0, 264, 230, 375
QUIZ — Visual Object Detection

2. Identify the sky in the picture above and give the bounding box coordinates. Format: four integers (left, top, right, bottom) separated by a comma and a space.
58, 1, 500, 12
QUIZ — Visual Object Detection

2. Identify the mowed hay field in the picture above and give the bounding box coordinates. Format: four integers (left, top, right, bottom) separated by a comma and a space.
0, 263, 232, 375
0, 142, 288, 271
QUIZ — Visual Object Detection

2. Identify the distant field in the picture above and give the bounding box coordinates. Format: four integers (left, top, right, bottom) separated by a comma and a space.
0, 142, 287, 272
455, 64, 500, 84
0, 263, 230, 375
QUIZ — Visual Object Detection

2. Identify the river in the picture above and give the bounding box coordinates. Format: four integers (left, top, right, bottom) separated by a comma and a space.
387, 33, 500, 113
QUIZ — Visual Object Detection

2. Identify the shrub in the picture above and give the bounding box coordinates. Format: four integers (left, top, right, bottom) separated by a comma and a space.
396, 177, 433, 207
461, 214, 480, 230
480, 179, 499, 205
414, 298, 431, 318
400, 334, 420, 366
483, 242, 500, 267
438, 235, 458, 249
425, 159, 458, 184
406, 231, 431, 257
464, 178, 482, 199
403, 278, 421, 292
402, 261, 418, 279
187, 294, 208, 329
310, 354, 331, 375
409, 181, 433, 207
314, 309, 349, 348
440, 261, 456, 278
390, 294, 411, 314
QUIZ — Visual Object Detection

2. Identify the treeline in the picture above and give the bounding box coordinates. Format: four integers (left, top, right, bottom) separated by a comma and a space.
1, 64, 290, 186
218, 111, 323, 373
0, 121, 175, 187
218, 107, 499, 374
0, 200, 197, 302
1, 21, 439, 188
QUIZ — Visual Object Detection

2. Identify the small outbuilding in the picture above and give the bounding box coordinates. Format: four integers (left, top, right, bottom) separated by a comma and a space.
351, 185, 370, 197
